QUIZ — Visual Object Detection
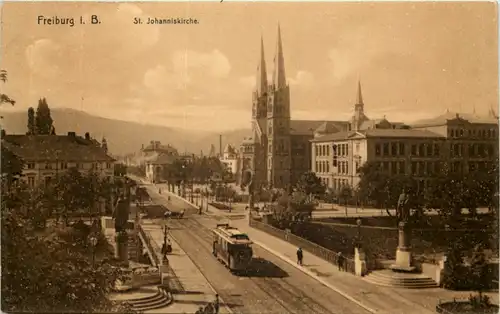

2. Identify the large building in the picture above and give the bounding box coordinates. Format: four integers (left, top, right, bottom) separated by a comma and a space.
2, 131, 115, 187
240, 26, 499, 193
311, 111, 499, 191
220, 144, 240, 175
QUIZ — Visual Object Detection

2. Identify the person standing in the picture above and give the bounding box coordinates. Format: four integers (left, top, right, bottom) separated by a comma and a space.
336, 251, 344, 271
214, 294, 220, 314
296, 247, 303, 266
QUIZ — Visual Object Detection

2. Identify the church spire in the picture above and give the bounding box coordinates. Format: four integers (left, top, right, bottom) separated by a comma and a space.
356, 80, 364, 105
272, 24, 287, 89
256, 35, 268, 96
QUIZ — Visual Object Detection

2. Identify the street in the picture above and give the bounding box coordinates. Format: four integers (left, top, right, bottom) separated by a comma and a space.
141, 183, 371, 314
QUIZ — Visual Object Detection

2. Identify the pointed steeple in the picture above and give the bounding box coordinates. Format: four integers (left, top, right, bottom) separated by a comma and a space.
272, 24, 287, 89
356, 80, 364, 105
101, 136, 108, 153
255, 35, 268, 96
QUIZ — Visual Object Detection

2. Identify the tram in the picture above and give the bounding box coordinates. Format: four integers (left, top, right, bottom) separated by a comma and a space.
212, 224, 253, 273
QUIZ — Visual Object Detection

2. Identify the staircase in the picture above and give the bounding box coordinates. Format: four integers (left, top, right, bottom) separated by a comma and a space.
125, 287, 172, 312
363, 269, 438, 289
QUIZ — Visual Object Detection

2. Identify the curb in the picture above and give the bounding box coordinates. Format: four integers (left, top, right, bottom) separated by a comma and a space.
167, 232, 234, 314
251, 238, 378, 314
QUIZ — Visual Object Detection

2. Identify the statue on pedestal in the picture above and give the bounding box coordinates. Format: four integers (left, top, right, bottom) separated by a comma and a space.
113, 184, 131, 265
391, 188, 416, 272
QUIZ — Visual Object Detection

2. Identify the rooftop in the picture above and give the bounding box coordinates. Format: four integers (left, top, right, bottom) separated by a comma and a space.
411, 111, 498, 127
311, 129, 445, 142
3, 134, 115, 162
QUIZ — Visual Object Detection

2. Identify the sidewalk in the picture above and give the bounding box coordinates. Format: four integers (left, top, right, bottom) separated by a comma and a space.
231, 218, 499, 314
141, 222, 231, 314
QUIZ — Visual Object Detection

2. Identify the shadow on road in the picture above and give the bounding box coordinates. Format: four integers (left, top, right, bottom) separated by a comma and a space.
240, 257, 289, 278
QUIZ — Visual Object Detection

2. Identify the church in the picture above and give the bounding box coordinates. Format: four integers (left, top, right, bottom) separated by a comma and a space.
238, 26, 408, 191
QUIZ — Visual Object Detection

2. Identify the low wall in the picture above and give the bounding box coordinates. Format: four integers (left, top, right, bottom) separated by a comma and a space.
249, 219, 356, 274
123, 267, 161, 288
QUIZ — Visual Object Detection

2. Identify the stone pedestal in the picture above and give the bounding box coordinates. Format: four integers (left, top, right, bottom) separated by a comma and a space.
390, 221, 416, 272
115, 231, 129, 265
354, 247, 367, 276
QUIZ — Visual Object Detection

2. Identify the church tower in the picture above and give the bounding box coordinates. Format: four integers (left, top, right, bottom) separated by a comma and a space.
350, 81, 369, 131
267, 25, 291, 189
252, 36, 268, 120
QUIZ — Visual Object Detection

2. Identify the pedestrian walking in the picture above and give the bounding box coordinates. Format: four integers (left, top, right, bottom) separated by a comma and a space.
214, 294, 220, 314
296, 247, 303, 266
336, 251, 344, 271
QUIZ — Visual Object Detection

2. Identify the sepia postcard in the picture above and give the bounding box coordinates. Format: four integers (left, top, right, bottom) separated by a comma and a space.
0, 1, 499, 314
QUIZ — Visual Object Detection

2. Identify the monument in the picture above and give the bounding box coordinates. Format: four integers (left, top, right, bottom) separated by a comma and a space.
114, 181, 131, 265
390, 189, 416, 272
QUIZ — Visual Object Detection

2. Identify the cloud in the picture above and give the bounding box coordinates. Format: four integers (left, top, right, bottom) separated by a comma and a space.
25, 39, 62, 77
172, 49, 231, 80
289, 71, 315, 86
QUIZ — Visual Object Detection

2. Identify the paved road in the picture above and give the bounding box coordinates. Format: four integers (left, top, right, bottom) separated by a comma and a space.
139, 184, 370, 314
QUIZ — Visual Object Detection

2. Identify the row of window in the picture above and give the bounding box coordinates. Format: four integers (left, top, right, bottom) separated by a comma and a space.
315, 160, 361, 175
27, 174, 113, 188
451, 143, 496, 158
450, 128, 496, 139
26, 162, 112, 170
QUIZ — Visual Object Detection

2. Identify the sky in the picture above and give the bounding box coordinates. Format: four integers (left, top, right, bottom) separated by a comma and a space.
0, 1, 498, 131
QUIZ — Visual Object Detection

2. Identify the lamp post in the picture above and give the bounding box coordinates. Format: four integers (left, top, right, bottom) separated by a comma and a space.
89, 235, 98, 267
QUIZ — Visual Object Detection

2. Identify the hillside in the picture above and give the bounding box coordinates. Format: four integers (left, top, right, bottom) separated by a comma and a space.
0, 108, 251, 156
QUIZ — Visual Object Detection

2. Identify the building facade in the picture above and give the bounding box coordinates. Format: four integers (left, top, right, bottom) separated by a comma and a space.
140, 141, 179, 183
311, 112, 499, 192
2, 132, 115, 188
220, 144, 240, 174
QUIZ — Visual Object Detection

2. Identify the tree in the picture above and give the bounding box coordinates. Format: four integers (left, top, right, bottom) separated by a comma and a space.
1, 206, 134, 313
1, 146, 24, 188
114, 163, 127, 177
0, 69, 15, 106
35, 98, 54, 135
357, 162, 390, 208
27, 107, 36, 135
469, 245, 491, 300
442, 239, 467, 290
295, 171, 325, 200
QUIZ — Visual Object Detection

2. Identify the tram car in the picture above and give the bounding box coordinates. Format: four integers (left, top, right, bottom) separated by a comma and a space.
212, 224, 253, 273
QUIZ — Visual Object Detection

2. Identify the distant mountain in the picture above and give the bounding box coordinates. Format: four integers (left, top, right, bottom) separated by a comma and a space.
0, 108, 250, 156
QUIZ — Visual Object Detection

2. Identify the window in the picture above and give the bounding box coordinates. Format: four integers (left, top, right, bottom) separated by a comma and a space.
61, 162, 68, 170
426, 144, 432, 156
391, 143, 397, 156
332, 144, 337, 156
411, 162, 417, 175
418, 144, 425, 156
269, 144, 272, 153
411, 144, 417, 156
27, 163, 35, 169
398, 161, 405, 174
106, 163, 111, 169
398, 143, 405, 155
326, 161, 330, 173
27, 176, 35, 187
45, 163, 52, 170
355, 143, 360, 153
434, 144, 440, 156
315, 161, 319, 172
383, 143, 389, 156
76, 163, 82, 169
375, 143, 381, 156
391, 161, 397, 175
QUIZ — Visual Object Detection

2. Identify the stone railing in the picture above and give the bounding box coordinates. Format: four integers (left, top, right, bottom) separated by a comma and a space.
122, 266, 161, 288
138, 224, 161, 266
249, 219, 356, 274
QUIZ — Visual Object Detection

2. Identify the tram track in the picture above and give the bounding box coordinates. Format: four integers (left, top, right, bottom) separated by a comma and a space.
169, 217, 355, 314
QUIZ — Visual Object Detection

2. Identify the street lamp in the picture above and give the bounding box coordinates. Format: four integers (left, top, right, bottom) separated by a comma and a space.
89, 235, 98, 267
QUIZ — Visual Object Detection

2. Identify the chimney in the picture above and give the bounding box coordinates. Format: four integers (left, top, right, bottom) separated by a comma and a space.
68, 132, 76, 137
219, 134, 222, 157
84, 132, 90, 140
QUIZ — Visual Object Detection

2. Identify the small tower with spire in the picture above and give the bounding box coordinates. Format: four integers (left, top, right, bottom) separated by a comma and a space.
101, 137, 108, 154
351, 80, 369, 131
